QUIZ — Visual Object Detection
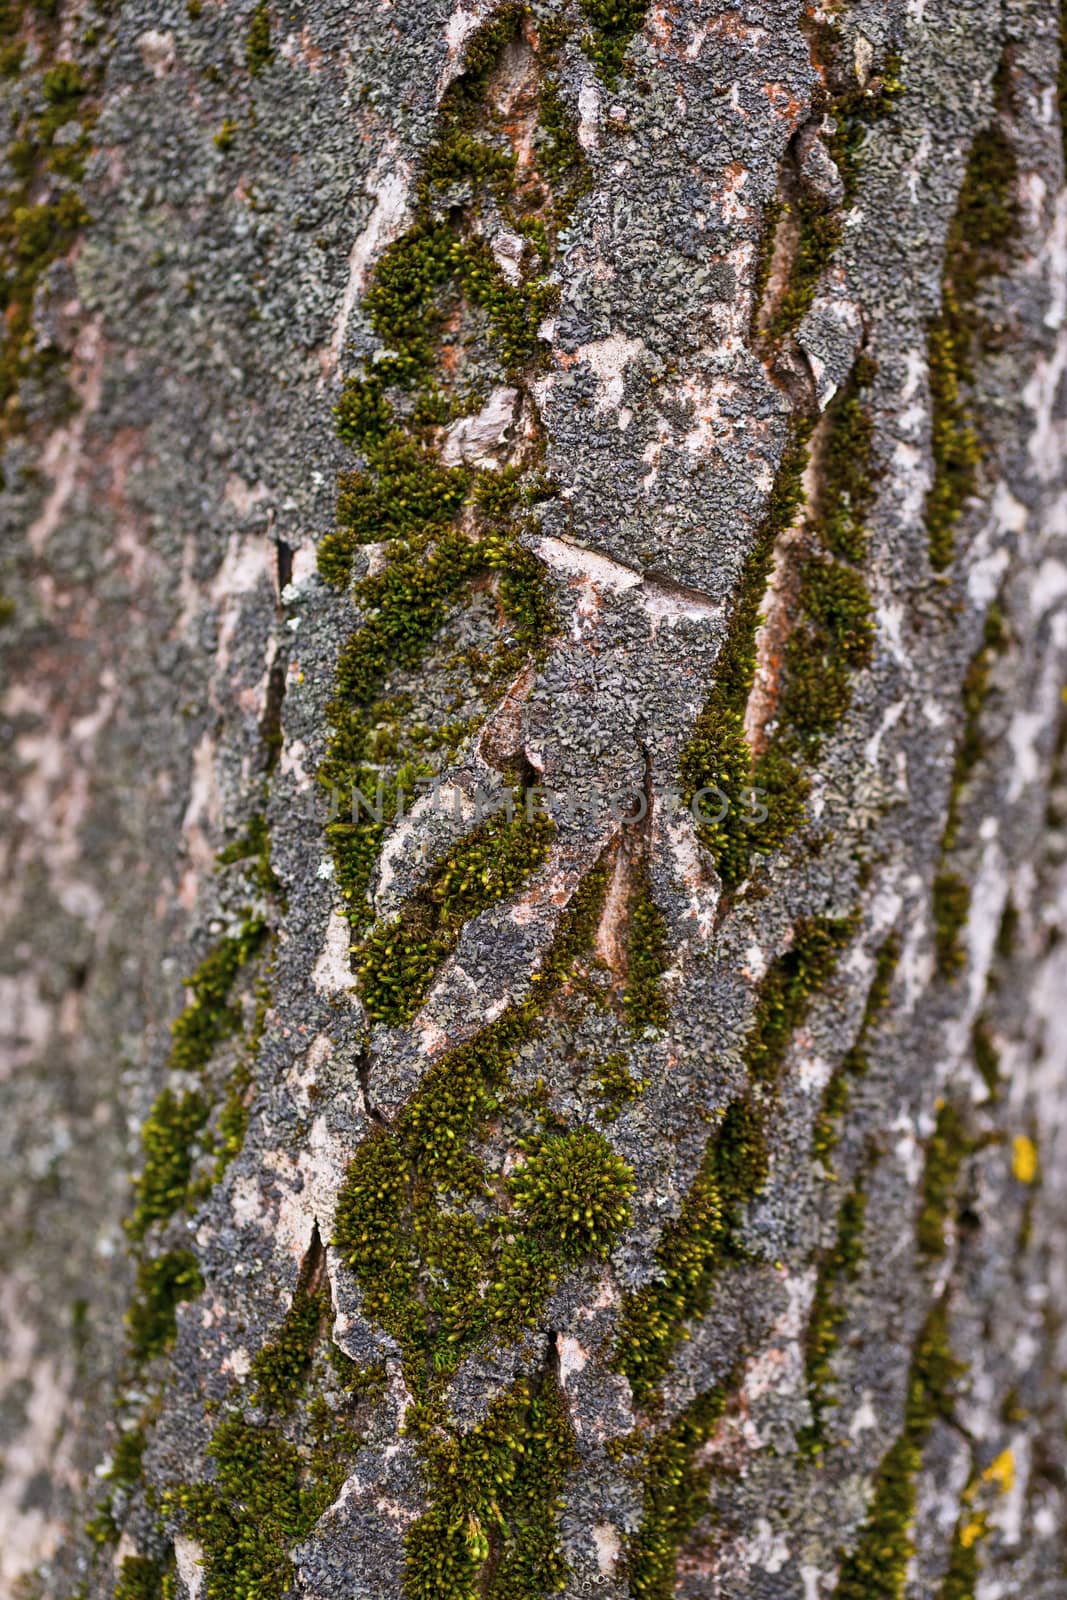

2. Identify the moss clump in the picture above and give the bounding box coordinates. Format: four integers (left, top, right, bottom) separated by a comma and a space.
930, 604, 1005, 979
917, 1101, 972, 1259
935, 1506, 983, 1600
615, 915, 852, 1401
127, 1088, 210, 1241
250, 1281, 330, 1413
404, 1371, 577, 1600
126, 1250, 204, 1363
625, 1383, 731, 1598
317, 7, 587, 957
767, 200, 843, 346
680, 357, 876, 891
114, 1554, 176, 1600
166, 1231, 378, 1600
212, 971, 272, 1181
127, 914, 270, 1238
798, 1178, 867, 1456
813, 930, 900, 1170
767, 54, 902, 342
357, 808, 554, 1027
0, 7, 100, 443
926, 72, 1019, 569
578, 0, 648, 85
246, 1, 273, 74
933, 870, 971, 978
744, 914, 854, 1084
216, 812, 280, 895
623, 863, 670, 1033
971, 1016, 1000, 1098
749, 197, 783, 334
509, 1127, 634, 1261
834, 1299, 963, 1599
942, 604, 1006, 853
678, 425, 812, 888
593, 1050, 649, 1121
169, 1417, 348, 1600
169, 915, 268, 1075
334, 860, 626, 1391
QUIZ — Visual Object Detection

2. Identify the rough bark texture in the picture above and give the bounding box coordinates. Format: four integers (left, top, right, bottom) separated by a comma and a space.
3, 2, 1067, 1598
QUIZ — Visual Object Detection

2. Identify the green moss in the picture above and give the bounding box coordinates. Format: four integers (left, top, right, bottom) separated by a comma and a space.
814, 355, 878, 563
623, 863, 670, 1033
246, 1, 273, 75
404, 1371, 577, 1600
593, 1049, 649, 1121
316, 9, 581, 965
933, 870, 971, 979
768, 200, 842, 344
813, 931, 900, 1170
211, 973, 270, 1181
320, 514, 553, 931
216, 813, 280, 895
114, 1554, 176, 1600
936, 1510, 981, 1600
165, 1241, 378, 1600
678, 425, 812, 888
169, 1416, 348, 1600
798, 1178, 867, 1456
834, 1299, 963, 1600
615, 916, 851, 1402
926, 77, 1019, 569
942, 604, 1005, 853
536, 78, 591, 230
625, 1383, 731, 1599
249, 1280, 330, 1413
0, 6, 99, 442
127, 913, 270, 1238
169, 915, 268, 1075
110, 1425, 148, 1487
749, 198, 782, 335
994, 894, 1018, 963
509, 1127, 634, 1261
578, 0, 648, 86
971, 1016, 1000, 1098
126, 1250, 204, 1363
679, 354, 877, 891
930, 603, 1006, 979
214, 118, 238, 152
744, 914, 854, 1083
127, 1088, 210, 1241
768, 55, 902, 342
357, 808, 554, 1026
334, 859, 620, 1391
917, 1101, 972, 1259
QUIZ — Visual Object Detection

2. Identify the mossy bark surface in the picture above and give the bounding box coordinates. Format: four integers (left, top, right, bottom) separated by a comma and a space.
4, 3, 1067, 1599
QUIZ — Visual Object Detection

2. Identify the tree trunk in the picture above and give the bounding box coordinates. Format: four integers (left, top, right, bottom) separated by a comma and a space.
4, 1, 1067, 1597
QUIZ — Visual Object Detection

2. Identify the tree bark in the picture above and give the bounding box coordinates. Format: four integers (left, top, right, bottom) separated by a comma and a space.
3, 1, 1067, 1597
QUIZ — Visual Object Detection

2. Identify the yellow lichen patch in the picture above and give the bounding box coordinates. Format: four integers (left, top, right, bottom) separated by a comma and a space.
958, 1513, 986, 1550
1011, 1135, 1038, 1185
982, 1447, 1014, 1493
